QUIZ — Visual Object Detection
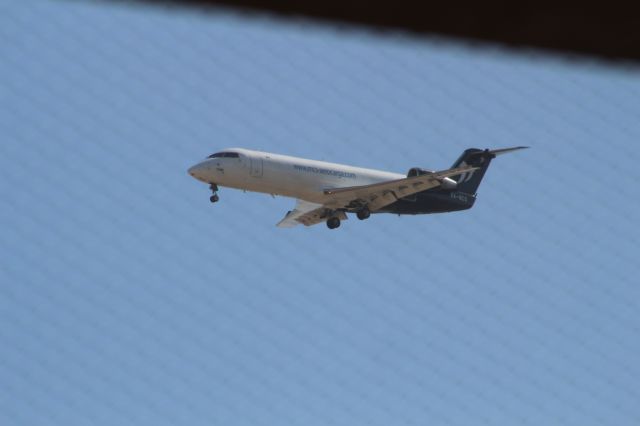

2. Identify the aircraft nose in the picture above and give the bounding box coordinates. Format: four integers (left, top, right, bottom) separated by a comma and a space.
188, 162, 208, 181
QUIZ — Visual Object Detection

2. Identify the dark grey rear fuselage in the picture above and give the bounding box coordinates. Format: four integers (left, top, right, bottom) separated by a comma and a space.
376, 189, 476, 215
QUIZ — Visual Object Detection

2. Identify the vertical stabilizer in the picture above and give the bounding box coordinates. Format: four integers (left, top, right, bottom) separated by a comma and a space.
450, 146, 528, 194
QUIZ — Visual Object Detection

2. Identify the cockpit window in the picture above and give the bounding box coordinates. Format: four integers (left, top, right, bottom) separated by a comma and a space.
208, 152, 239, 159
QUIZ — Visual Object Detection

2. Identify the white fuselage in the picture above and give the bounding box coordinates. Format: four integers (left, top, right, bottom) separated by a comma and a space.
188, 148, 404, 203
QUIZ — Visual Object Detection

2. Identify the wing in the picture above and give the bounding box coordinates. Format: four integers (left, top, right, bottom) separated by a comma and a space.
276, 199, 345, 228
276, 165, 477, 228
322, 165, 478, 211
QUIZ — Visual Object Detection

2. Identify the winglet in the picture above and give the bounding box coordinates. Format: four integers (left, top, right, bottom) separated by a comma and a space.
276, 210, 297, 228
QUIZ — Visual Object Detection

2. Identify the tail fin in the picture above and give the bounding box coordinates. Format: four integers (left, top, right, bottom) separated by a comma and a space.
450, 146, 528, 195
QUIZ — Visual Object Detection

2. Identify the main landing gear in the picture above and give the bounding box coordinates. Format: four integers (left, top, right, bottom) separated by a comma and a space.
356, 207, 370, 220
209, 184, 219, 203
327, 207, 369, 229
326, 217, 341, 229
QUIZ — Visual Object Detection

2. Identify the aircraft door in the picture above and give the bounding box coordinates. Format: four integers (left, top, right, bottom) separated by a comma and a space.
250, 157, 263, 178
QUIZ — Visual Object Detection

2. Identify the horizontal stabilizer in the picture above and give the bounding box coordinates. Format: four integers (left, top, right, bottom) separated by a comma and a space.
485, 146, 529, 157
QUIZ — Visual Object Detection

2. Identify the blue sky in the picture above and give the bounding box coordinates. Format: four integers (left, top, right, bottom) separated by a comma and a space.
1, 1, 640, 425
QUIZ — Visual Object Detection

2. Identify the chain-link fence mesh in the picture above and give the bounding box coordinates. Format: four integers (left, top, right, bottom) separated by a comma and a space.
2, 1, 639, 425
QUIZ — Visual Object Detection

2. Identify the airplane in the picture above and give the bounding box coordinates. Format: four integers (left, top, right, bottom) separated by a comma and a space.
187, 146, 528, 229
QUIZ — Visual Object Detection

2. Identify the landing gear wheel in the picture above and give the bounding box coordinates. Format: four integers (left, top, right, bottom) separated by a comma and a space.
209, 184, 219, 203
326, 217, 341, 229
356, 207, 371, 220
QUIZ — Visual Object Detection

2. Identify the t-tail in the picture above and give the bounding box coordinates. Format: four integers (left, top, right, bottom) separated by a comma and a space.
450, 146, 529, 196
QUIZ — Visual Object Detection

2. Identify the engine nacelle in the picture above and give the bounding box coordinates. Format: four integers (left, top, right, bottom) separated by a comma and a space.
407, 167, 433, 177
440, 176, 458, 190
408, 168, 457, 190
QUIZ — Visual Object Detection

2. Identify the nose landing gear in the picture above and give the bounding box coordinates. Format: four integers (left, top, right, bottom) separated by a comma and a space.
209, 184, 219, 203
